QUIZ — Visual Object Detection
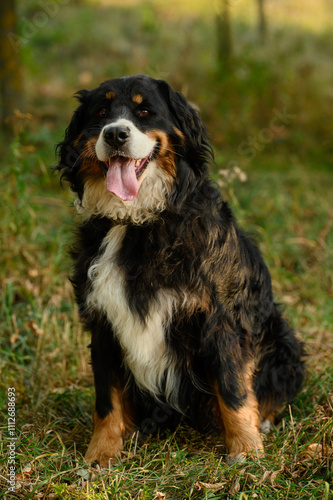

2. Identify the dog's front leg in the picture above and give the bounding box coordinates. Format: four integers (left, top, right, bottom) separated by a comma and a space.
85, 387, 126, 467
215, 364, 264, 463
84, 329, 134, 467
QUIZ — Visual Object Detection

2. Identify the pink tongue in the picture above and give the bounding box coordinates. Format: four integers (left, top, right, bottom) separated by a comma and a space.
106, 157, 139, 201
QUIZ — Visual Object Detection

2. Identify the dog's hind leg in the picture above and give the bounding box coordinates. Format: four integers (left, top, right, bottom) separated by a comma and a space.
253, 307, 306, 428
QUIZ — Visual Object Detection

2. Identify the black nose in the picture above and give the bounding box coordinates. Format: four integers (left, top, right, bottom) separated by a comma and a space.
103, 125, 130, 148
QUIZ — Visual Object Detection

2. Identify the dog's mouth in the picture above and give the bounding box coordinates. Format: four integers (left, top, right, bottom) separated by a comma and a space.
103, 148, 156, 201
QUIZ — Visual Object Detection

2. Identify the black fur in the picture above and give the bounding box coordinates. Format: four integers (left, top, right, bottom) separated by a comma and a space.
56, 75, 305, 463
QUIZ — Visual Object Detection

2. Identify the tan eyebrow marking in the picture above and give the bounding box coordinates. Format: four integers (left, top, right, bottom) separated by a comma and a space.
106, 91, 115, 100
132, 93, 143, 104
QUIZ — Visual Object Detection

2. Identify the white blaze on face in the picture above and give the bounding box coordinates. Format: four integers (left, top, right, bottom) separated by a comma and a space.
95, 119, 156, 201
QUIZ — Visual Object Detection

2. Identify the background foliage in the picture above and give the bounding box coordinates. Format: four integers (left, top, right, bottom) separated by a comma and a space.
0, 0, 332, 498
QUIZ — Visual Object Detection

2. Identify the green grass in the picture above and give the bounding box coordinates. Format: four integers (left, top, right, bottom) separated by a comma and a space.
1, 0, 333, 498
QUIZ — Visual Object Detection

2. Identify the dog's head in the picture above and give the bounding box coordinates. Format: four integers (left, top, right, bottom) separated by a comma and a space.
56, 75, 213, 221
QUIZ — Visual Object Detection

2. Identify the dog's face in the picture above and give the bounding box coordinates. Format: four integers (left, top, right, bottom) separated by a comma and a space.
79, 76, 184, 202
57, 75, 212, 220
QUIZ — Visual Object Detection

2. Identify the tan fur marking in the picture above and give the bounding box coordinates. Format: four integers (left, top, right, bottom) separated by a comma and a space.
106, 90, 115, 100
146, 130, 177, 180
183, 289, 212, 316
215, 366, 264, 460
85, 388, 134, 466
77, 136, 104, 178
132, 93, 143, 104
80, 160, 103, 177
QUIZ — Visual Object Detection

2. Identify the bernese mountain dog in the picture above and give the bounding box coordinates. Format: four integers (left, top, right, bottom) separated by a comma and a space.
56, 75, 305, 466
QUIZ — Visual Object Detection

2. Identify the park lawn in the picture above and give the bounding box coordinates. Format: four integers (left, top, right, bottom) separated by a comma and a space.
1, 0, 332, 498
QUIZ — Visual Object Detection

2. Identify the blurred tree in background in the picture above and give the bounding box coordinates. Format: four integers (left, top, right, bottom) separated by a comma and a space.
0, 0, 24, 127
257, 0, 267, 40
216, 0, 268, 72
216, 0, 233, 72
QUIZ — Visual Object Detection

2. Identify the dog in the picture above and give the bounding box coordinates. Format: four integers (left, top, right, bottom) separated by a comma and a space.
56, 75, 305, 465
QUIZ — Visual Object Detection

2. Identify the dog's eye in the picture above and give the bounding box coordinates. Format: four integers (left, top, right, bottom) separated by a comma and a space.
98, 109, 107, 118
138, 109, 149, 118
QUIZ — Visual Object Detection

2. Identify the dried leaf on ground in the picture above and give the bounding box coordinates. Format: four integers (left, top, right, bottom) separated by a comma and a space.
303, 443, 332, 459
153, 492, 166, 500
194, 481, 226, 492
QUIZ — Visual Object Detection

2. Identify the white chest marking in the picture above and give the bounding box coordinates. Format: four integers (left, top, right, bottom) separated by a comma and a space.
86, 225, 178, 403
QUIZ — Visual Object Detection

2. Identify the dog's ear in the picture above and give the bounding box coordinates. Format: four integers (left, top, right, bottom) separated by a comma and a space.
64, 89, 91, 142
157, 80, 215, 209
56, 89, 91, 161
157, 80, 212, 159
55, 89, 91, 187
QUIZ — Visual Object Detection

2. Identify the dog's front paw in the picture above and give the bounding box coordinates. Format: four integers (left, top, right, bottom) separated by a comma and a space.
84, 411, 124, 467
85, 438, 122, 468
225, 429, 265, 465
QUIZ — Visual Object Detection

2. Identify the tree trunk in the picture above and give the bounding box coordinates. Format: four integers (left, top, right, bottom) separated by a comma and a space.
216, 0, 232, 73
257, 0, 267, 41
0, 0, 24, 126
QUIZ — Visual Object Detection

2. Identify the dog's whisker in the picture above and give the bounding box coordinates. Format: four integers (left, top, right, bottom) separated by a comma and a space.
71, 151, 85, 169
162, 147, 184, 159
